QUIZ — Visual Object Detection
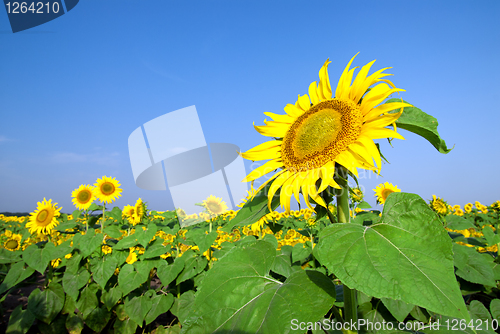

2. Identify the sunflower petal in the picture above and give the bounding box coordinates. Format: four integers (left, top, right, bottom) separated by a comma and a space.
254, 121, 289, 138
335, 53, 359, 98
268, 171, 291, 211
364, 102, 412, 122
296, 94, 311, 111
263, 112, 294, 123
309, 81, 320, 105
318, 59, 332, 100
364, 110, 403, 128
362, 127, 405, 140
242, 159, 284, 182
284, 103, 303, 118
349, 59, 376, 103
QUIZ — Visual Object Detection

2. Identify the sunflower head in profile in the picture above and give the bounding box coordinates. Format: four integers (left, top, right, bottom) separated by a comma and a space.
71, 184, 96, 210
134, 198, 146, 223
240, 54, 411, 213
202, 195, 228, 216
373, 182, 401, 205
4, 233, 22, 251
350, 187, 364, 203
27, 198, 62, 235
94, 176, 122, 204
430, 195, 449, 215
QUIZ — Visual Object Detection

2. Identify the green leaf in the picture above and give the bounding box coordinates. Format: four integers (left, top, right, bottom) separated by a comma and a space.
84, 306, 111, 332
114, 233, 140, 250
380, 298, 414, 322
37, 314, 67, 334
76, 284, 99, 319
446, 215, 476, 230
62, 267, 91, 301
113, 318, 138, 334
453, 243, 496, 287
101, 286, 122, 311
186, 228, 217, 253
482, 226, 500, 246
469, 300, 496, 334
124, 294, 153, 327
143, 239, 171, 259
387, 98, 453, 154
314, 192, 469, 321
105, 206, 123, 223
27, 282, 65, 324
145, 294, 174, 325
170, 291, 195, 324
6, 305, 35, 334
22, 243, 55, 274
117, 263, 149, 296
103, 225, 123, 239
357, 201, 372, 209
490, 299, 500, 321
65, 313, 84, 334
0, 261, 35, 295
181, 240, 336, 334
61, 294, 77, 315
135, 224, 158, 247
221, 182, 280, 233
65, 253, 82, 275
89, 256, 118, 289
292, 242, 312, 263
156, 258, 184, 287
72, 229, 102, 257
176, 254, 208, 284
271, 247, 297, 278
0, 248, 21, 264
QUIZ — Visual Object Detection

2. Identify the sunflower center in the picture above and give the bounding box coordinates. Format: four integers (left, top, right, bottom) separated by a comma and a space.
101, 183, 115, 195
207, 202, 223, 214
381, 189, 394, 201
36, 209, 51, 225
282, 98, 362, 172
5, 240, 18, 250
77, 190, 91, 203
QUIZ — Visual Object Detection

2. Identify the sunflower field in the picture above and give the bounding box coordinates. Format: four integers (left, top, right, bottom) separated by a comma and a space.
2, 55, 500, 334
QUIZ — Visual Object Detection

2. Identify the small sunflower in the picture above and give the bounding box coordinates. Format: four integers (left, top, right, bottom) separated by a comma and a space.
71, 184, 96, 210
491, 201, 500, 213
203, 195, 228, 216
126, 249, 138, 264
94, 176, 122, 204
240, 54, 410, 213
4, 233, 22, 251
464, 203, 473, 214
237, 183, 258, 208
430, 195, 449, 215
134, 198, 146, 223
27, 198, 62, 235
350, 187, 364, 203
122, 205, 136, 222
373, 182, 401, 204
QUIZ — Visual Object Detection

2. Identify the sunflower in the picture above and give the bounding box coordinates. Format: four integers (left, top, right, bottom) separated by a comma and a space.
373, 182, 401, 204
122, 205, 136, 222
350, 187, 364, 202
240, 54, 410, 213
237, 183, 258, 208
4, 233, 22, 251
430, 195, 449, 215
94, 176, 122, 204
134, 198, 146, 223
27, 198, 62, 235
71, 184, 96, 210
464, 203, 473, 214
202, 195, 228, 216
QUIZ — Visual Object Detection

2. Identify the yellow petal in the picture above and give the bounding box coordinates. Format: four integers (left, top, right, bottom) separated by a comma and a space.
268, 171, 291, 211
296, 94, 311, 111
254, 121, 289, 138
284, 103, 303, 118
364, 102, 411, 122
263, 112, 294, 123
349, 59, 376, 103
242, 159, 284, 182
239, 140, 282, 161
361, 127, 405, 140
335, 53, 359, 99
308, 81, 320, 105
363, 110, 403, 128
318, 59, 332, 100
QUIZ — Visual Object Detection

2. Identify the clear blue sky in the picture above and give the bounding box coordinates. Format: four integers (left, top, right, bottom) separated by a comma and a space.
1, 1, 499, 214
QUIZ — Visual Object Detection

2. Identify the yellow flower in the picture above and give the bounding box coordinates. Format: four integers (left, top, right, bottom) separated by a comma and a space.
454, 208, 464, 216
65, 253, 73, 259
51, 258, 61, 268
351, 187, 364, 202
114, 268, 120, 275
464, 203, 473, 213
71, 184, 96, 210
430, 195, 449, 215
102, 245, 112, 255
4, 233, 22, 251
27, 198, 62, 235
491, 201, 500, 212
134, 198, 146, 223
202, 195, 228, 216
373, 182, 401, 204
240, 54, 410, 213
126, 249, 138, 264
94, 176, 122, 204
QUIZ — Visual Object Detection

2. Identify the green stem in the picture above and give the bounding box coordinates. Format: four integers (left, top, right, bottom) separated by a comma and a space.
335, 165, 358, 333
102, 203, 106, 242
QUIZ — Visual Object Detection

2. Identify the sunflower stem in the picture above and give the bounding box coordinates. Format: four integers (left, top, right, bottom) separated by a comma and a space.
335, 165, 358, 333
102, 203, 106, 242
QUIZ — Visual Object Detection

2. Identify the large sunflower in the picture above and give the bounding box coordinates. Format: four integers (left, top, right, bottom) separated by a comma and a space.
4, 233, 22, 251
71, 184, 96, 210
202, 195, 228, 216
94, 176, 122, 204
26, 198, 62, 235
241, 54, 411, 213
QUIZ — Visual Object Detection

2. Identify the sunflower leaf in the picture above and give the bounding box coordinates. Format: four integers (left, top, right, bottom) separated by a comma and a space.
314, 192, 469, 321
180, 240, 336, 334
221, 182, 280, 233
387, 98, 453, 154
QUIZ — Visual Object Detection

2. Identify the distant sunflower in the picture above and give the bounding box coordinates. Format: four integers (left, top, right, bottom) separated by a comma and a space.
240, 54, 410, 213
464, 203, 473, 214
350, 187, 364, 202
27, 198, 62, 235
203, 195, 228, 216
94, 176, 122, 204
373, 182, 401, 204
237, 183, 258, 208
134, 198, 146, 224
4, 233, 22, 251
71, 184, 96, 210
122, 205, 136, 221
430, 195, 449, 215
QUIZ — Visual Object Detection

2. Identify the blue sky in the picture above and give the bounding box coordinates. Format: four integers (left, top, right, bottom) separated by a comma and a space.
1, 1, 499, 214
